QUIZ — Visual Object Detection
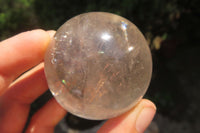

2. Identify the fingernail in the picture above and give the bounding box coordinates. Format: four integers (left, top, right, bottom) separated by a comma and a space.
136, 107, 156, 133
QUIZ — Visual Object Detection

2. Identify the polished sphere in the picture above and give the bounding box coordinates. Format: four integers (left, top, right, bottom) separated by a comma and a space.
44, 12, 152, 120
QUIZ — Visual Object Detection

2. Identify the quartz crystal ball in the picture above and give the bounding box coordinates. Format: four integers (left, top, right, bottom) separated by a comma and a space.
44, 12, 152, 120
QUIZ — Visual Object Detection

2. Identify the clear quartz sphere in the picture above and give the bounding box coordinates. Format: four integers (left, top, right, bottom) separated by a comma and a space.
44, 12, 152, 120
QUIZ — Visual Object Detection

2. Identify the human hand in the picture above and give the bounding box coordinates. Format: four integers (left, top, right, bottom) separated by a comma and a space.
0, 30, 156, 133
0, 29, 67, 133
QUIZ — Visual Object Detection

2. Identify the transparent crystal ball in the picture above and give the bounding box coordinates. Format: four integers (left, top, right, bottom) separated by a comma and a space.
44, 12, 152, 120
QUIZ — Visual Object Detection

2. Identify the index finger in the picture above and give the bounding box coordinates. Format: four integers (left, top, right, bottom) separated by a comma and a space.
0, 29, 50, 94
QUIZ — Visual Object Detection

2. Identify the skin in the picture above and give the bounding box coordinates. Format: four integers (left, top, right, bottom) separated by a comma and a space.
0, 29, 156, 133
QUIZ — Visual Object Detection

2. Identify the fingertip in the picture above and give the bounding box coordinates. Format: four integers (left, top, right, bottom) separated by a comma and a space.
135, 99, 156, 133
29, 29, 51, 58
10, 29, 51, 59
98, 99, 156, 133
28, 29, 50, 42
21, 29, 51, 60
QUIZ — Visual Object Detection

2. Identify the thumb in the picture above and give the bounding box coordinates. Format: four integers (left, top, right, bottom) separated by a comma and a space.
98, 99, 156, 133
